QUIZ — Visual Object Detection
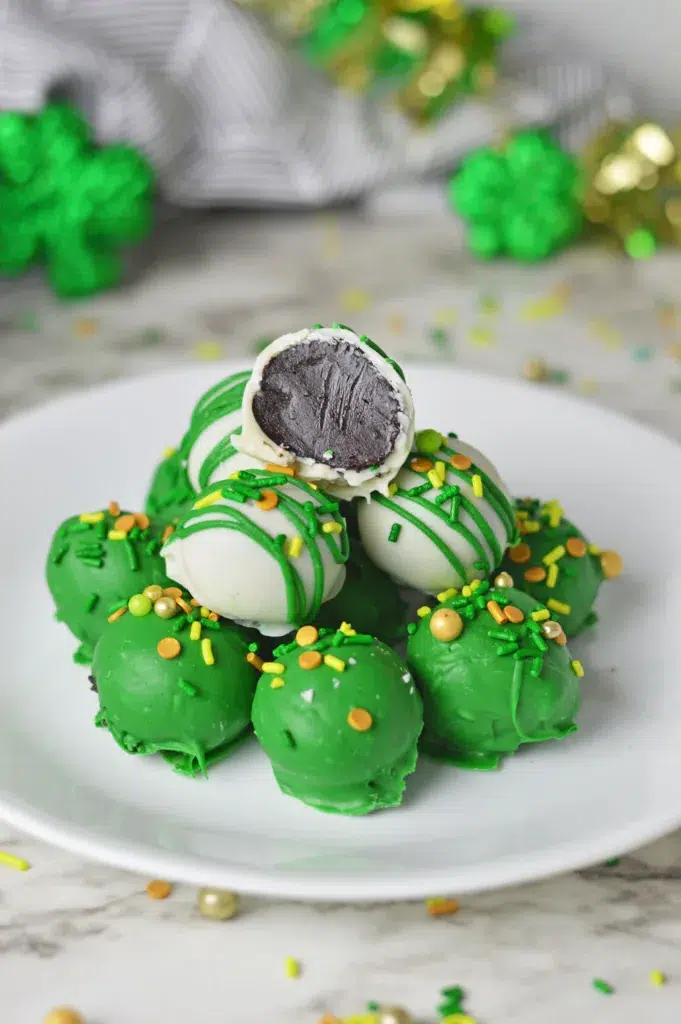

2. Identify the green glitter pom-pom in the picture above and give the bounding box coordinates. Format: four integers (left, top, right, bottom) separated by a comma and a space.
0, 103, 155, 298
449, 130, 583, 263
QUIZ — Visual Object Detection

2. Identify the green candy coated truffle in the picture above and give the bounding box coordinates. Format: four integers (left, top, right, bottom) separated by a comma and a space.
252, 629, 423, 815
46, 507, 173, 661
407, 583, 580, 770
500, 498, 605, 637
92, 595, 258, 776
145, 446, 194, 526
313, 542, 407, 644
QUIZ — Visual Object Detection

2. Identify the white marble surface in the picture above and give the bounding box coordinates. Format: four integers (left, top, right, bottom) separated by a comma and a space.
3, 210, 681, 1023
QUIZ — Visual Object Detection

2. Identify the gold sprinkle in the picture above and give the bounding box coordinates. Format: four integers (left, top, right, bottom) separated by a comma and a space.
256, 489, 279, 511
190, 620, 202, 641
324, 654, 345, 673
115, 514, 136, 533
79, 511, 104, 524
107, 607, 127, 623
270, 677, 286, 689
543, 545, 566, 565
566, 537, 587, 558
146, 880, 172, 900
531, 608, 550, 622
472, 474, 483, 497
108, 530, 126, 540
299, 651, 322, 670
524, 566, 546, 583
162, 525, 174, 543
285, 536, 304, 558
546, 563, 559, 588
410, 456, 434, 473
265, 463, 295, 477
601, 550, 624, 579
135, 512, 150, 530
108, 501, 120, 517
427, 469, 443, 490
426, 897, 460, 917
201, 638, 214, 666
504, 605, 524, 624
437, 587, 458, 602
193, 490, 223, 510
157, 637, 181, 660
548, 599, 571, 615
246, 652, 264, 671
262, 662, 285, 675
163, 587, 182, 599
450, 453, 472, 471
296, 625, 319, 647
571, 659, 584, 678
417, 605, 432, 618
347, 707, 372, 731
487, 600, 507, 625
509, 543, 531, 564
74, 316, 98, 338
322, 521, 343, 534
176, 597, 192, 615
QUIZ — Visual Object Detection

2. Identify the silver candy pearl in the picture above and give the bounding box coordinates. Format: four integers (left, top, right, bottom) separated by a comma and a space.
197, 888, 239, 920
542, 619, 562, 640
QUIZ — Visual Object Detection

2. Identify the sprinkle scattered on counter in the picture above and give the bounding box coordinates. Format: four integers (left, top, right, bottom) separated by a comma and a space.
592, 978, 615, 995
605, 856, 621, 866
43, 1008, 85, 1024
146, 879, 173, 900
285, 956, 301, 978
434, 307, 457, 326
650, 970, 666, 987
0, 849, 30, 871
631, 345, 653, 362
522, 358, 549, 382
428, 326, 451, 351
588, 318, 621, 347
388, 313, 406, 333
468, 325, 495, 347
194, 339, 224, 361
520, 284, 569, 322
73, 317, 99, 339
578, 377, 599, 395
426, 897, 460, 917
340, 288, 371, 312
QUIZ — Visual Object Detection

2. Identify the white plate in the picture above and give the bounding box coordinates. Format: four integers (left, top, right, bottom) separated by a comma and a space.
0, 364, 678, 901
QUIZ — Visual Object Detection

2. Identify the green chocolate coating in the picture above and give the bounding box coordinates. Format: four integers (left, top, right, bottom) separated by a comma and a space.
92, 594, 258, 776
407, 584, 580, 770
145, 447, 194, 526
314, 542, 406, 644
252, 630, 423, 815
46, 508, 174, 659
499, 498, 605, 637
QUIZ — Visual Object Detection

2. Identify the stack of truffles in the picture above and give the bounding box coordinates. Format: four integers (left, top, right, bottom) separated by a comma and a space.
46, 325, 622, 815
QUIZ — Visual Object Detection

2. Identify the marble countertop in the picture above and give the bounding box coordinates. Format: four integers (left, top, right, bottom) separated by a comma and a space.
3, 210, 681, 1024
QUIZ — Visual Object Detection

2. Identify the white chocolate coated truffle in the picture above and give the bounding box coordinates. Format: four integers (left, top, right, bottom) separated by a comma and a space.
163, 470, 348, 636
357, 436, 515, 595
235, 325, 415, 500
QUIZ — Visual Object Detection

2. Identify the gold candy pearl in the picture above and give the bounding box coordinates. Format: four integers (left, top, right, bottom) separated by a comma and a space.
542, 620, 562, 640
143, 584, 164, 602
378, 1008, 414, 1024
197, 888, 239, 921
43, 1010, 85, 1024
429, 607, 463, 642
523, 358, 548, 382
154, 596, 178, 620
494, 571, 514, 588
600, 550, 623, 579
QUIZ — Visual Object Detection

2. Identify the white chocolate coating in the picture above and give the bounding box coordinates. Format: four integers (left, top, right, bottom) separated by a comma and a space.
235, 326, 415, 500
357, 438, 514, 595
186, 413, 260, 491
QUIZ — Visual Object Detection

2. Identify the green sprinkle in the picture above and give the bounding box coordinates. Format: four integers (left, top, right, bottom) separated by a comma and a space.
407, 622, 417, 635
73, 644, 92, 666
388, 523, 402, 543
473, 560, 486, 570
52, 544, 70, 564
496, 642, 519, 656
592, 979, 615, 995
605, 857, 621, 867
171, 615, 189, 633
531, 632, 549, 652
488, 628, 516, 641
513, 649, 536, 659
80, 557, 104, 568
248, 642, 260, 652
108, 600, 129, 614
322, 449, 334, 459
145, 539, 160, 556
123, 539, 138, 572
84, 593, 99, 614
178, 679, 198, 697
530, 656, 544, 678
201, 617, 220, 630
68, 521, 92, 533
406, 482, 432, 497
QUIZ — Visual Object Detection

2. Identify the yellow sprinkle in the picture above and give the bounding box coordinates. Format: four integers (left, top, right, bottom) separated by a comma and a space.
468, 325, 495, 347
342, 1016, 379, 1024
388, 481, 398, 496
339, 622, 356, 635
322, 521, 343, 534
435, 307, 457, 325
285, 535, 304, 558
190, 620, 202, 641
79, 511, 104, 524
435, 460, 447, 483
546, 563, 559, 589
0, 850, 30, 871
201, 638, 214, 666
589, 318, 621, 347
472, 474, 483, 498
417, 605, 432, 618
324, 654, 346, 672
542, 545, 566, 565
270, 677, 286, 689
570, 659, 584, 678
531, 608, 550, 622
588, 543, 601, 555
578, 377, 599, 395
284, 956, 300, 978
542, 500, 564, 528
340, 288, 370, 312
520, 285, 569, 322
516, 510, 529, 519
427, 468, 443, 490
193, 489, 223, 510
308, 482, 319, 490
200, 607, 210, 618
461, 585, 472, 597
469, 579, 481, 591
650, 970, 666, 987
437, 587, 458, 603
74, 316, 99, 338
108, 530, 126, 540
523, 520, 541, 533
194, 339, 224, 361
440, 1016, 477, 1024
163, 446, 177, 459
548, 599, 571, 615
262, 662, 286, 674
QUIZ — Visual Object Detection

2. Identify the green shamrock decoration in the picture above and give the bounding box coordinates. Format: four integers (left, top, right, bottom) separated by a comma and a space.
449, 130, 583, 261
0, 103, 154, 298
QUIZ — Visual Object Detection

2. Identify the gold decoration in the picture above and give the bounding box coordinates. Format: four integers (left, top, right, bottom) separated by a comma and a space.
197, 888, 240, 920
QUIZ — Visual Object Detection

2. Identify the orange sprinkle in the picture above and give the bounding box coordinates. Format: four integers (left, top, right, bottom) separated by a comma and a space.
246, 651, 264, 671
509, 543, 531, 564
296, 625, 319, 647
410, 456, 434, 473
107, 607, 127, 623
450, 453, 472, 471
524, 566, 547, 583
157, 637, 181, 660
115, 514, 136, 534
427, 897, 460, 917
190, 598, 200, 607
176, 597, 192, 615
486, 600, 507, 625
162, 525, 175, 542
504, 605, 525, 624
74, 316, 98, 338
146, 880, 172, 900
299, 651, 323, 670
163, 587, 183, 599
566, 537, 587, 558
265, 463, 295, 477
555, 629, 567, 646
256, 489, 279, 511
135, 512, 150, 530
108, 500, 120, 517
208, 612, 219, 622
347, 708, 373, 732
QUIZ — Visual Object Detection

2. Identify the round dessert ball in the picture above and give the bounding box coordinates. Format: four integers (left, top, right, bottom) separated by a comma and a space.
499, 497, 622, 637
145, 446, 195, 526
91, 585, 258, 775
358, 430, 516, 595
46, 504, 174, 661
407, 582, 581, 769
313, 542, 406, 644
162, 469, 349, 636
235, 324, 415, 500
252, 625, 423, 814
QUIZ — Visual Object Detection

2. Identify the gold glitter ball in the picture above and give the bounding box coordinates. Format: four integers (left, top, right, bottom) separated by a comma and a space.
542, 620, 563, 640
378, 1007, 414, 1024
143, 584, 164, 602
522, 358, 548, 382
601, 550, 624, 579
429, 607, 463, 642
197, 888, 240, 921
43, 1011, 85, 1024
153, 596, 178, 619
493, 571, 514, 588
